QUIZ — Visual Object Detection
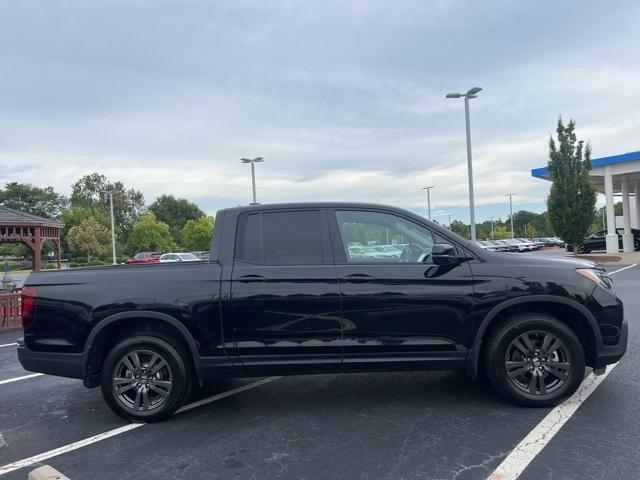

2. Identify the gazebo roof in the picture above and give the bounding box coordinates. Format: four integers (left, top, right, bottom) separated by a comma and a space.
0, 205, 64, 228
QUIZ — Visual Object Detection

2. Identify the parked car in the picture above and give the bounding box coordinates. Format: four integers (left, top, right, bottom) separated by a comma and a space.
485, 240, 510, 252
533, 238, 553, 247
514, 238, 539, 251
190, 251, 210, 261
473, 240, 501, 252
579, 228, 640, 253
18, 202, 627, 422
492, 239, 520, 252
126, 252, 161, 264
529, 238, 545, 248
546, 237, 566, 247
159, 252, 203, 262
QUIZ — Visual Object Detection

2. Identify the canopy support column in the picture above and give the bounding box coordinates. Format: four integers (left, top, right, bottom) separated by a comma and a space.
635, 181, 640, 229
621, 176, 634, 252
604, 166, 619, 253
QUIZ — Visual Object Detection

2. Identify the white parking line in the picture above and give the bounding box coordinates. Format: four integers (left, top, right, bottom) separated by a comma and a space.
0, 373, 43, 385
608, 263, 637, 275
0, 343, 18, 348
487, 363, 619, 480
0, 376, 280, 476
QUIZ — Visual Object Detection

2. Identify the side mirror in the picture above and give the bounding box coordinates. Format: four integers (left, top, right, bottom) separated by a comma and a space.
431, 243, 463, 265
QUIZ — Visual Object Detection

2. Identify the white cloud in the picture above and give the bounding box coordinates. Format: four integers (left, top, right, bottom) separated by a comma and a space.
1, 0, 639, 221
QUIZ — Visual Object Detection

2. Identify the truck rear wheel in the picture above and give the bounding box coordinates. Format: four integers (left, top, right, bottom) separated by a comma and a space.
100, 335, 190, 422
484, 313, 585, 407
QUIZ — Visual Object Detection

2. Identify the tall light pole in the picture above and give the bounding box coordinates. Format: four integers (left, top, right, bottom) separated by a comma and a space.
422, 186, 434, 220
490, 216, 495, 239
446, 87, 482, 240
241, 157, 264, 204
105, 191, 117, 265
506, 193, 515, 239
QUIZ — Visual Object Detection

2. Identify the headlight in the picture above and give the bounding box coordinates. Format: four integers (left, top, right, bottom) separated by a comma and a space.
576, 268, 614, 291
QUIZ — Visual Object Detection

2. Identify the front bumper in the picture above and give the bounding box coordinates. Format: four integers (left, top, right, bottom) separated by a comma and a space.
17, 340, 84, 380
594, 317, 628, 369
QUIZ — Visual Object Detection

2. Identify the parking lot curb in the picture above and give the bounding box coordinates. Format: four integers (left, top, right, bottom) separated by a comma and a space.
27, 465, 70, 480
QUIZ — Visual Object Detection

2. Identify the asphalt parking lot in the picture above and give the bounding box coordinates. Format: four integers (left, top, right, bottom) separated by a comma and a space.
1, 259, 638, 480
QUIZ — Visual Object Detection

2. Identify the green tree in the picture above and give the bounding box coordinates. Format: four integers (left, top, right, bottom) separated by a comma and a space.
450, 220, 470, 239
149, 195, 205, 245
0, 182, 68, 219
182, 216, 214, 251
126, 213, 175, 254
67, 217, 111, 262
492, 225, 512, 239
70, 173, 145, 238
510, 210, 554, 237
546, 118, 596, 251
59, 206, 111, 255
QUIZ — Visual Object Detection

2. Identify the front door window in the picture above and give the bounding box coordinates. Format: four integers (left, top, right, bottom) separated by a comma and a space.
335, 210, 442, 264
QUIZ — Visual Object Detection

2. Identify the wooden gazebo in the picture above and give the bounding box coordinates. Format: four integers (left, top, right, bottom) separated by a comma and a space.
0, 206, 64, 271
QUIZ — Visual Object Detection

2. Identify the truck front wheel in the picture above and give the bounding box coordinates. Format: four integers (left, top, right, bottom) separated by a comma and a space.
484, 313, 586, 407
100, 335, 190, 422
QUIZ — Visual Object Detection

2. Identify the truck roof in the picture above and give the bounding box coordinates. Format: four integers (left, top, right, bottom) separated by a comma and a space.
222, 202, 415, 213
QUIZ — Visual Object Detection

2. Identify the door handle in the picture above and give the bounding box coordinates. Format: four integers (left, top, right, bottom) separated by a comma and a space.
341, 273, 374, 284
237, 275, 267, 283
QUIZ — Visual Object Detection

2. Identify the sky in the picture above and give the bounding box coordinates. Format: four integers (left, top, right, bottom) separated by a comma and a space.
1, 0, 640, 222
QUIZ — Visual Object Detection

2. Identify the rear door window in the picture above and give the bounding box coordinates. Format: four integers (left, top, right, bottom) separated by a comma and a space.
235, 210, 328, 265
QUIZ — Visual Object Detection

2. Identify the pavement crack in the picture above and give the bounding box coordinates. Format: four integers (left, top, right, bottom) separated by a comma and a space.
450, 451, 509, 480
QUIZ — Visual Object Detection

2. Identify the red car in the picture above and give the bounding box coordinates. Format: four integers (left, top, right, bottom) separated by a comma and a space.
126, 252, 162, 264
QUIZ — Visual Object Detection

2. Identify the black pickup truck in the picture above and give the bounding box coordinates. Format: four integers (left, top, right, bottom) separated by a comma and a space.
18, 202, 627, 422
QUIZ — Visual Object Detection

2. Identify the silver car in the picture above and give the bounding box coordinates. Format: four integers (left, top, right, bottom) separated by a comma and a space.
159, 252, 203, 263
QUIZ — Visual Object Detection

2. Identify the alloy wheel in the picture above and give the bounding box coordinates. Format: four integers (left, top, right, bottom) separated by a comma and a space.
112, 349, 173, 411
504, 331, 571, 396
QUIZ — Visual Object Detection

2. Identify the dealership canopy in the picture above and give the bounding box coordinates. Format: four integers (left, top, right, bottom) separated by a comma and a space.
532, 150, 640, 253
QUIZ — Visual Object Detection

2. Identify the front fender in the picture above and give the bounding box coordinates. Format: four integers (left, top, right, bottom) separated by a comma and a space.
464, 295, 603, 378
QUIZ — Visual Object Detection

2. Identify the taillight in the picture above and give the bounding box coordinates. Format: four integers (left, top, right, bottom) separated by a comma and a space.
22, 286, 37, 330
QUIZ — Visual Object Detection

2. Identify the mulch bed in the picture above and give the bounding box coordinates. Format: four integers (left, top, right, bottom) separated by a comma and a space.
574, 255, 623, 263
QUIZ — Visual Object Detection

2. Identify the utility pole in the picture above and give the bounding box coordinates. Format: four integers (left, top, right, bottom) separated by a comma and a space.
422, 186, 434, 220
490, 216, 495, 239
108, 191, 116, 265
506, 193, 515, 239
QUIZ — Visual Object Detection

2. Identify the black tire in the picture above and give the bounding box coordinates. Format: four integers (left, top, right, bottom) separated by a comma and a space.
101, 335, 191, 422
634, 238, 640, 251
577, 245, 589, 254
484, 313, 585, 407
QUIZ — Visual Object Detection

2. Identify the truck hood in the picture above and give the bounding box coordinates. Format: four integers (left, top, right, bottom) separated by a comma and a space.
481, 251, 599, 270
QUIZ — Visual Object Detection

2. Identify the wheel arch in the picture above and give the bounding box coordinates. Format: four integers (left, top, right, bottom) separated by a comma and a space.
465, 295, 602, 378
82, 311, 201, 388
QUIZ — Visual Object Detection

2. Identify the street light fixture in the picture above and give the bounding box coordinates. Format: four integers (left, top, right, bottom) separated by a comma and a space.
446, 86, 483, 240
241, 157, 264, 204
422, 186, 435, 220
